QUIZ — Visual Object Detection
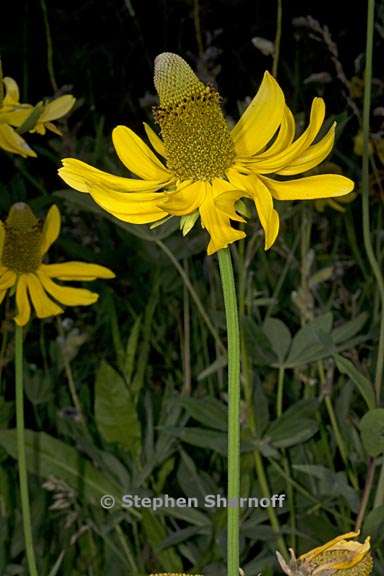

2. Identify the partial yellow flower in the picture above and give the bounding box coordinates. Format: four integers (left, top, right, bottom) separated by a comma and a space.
59, 52, 353, 255
312, 163, 357, 212
276, 531, 373, 575
0, 74, 75, 157
0, 203, 114, 326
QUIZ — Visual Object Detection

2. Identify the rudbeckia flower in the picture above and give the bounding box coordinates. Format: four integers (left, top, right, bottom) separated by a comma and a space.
276, 530, 373, 575
0, 74, 75, 157
0, 203, 114, 326
59, 52, 354, 255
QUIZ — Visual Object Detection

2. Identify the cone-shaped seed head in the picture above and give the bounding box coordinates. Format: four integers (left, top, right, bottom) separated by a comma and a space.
153, 52, 234, 181
2, 203, 42, 272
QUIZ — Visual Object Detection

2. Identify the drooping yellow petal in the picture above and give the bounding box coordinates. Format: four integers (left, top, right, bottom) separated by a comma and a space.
158, 180, 206, 215
40, 262, 115, 281
278, 122, 336, 176
227, 169, 279, 249
299, 531, 361, 561
83, 180, 169, 224
3, 77, 20, 104
37, 95, 75, 123
37, 270, 99, 306
0, 269, 17, 290
247, 97, 326, 173
40, 205, 61, 255
198, 181, 246, 255
231, 71, 285, 157
260, 173, 354, 201
112, 125, 171, 180
143, 122, 167, 157
59, 158, 171, 193
15, 275, 31, 326
0, 124, 36, 157
25, 273, 63, 318
211, 178, 246, 223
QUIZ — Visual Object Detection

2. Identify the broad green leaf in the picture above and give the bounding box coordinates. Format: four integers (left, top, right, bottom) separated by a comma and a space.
242, 317, 277, 366
267, 400, 319, 448
263, 318, 292, 365
95, 361, 141, 455
360, 409, 384, 457
332, 313, 368, 344
0, 430, 123, 503
334, 354, 375, 410
284, 313, 334, 367
164, 426, 227, 455
179, 397, 227, 431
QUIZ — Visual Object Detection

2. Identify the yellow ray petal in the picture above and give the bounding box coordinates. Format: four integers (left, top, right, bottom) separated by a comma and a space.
198, 181, 246, 255
40, 205, 61, 256
143, 122, 167, 157
159, 180, 206, 215
260, 174, 354, 201
227, 169, 279, 249
278, 122, 336, 176
299, 531, 361, 561
38, 95, 75, 122
83, 181, 169, 224
15, 275, 31, 326
211, 178, 246, 223
112, 125, 171, 180
0, 124, 36, 157
59, 158, 171, 193
258, 105, 295, 158
231, 71, 285, 157
40, 262, 115, 281
0, 269, 17, 290
25, 273, 63, 318
247, 97, 326, 174
3, 77, 20, 104
37, 270, 98, 306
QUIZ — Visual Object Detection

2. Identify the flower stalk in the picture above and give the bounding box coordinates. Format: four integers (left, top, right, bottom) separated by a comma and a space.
218, 247, 240, 576
15, 325, 39, 576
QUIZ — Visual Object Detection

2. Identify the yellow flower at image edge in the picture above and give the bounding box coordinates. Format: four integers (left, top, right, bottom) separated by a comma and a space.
59, 52, 354, 256
277, 530, 373, 575
0, 75, 75, 157
0, 203, 114, 326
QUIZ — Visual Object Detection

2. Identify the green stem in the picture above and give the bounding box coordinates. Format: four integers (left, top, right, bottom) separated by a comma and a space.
272, 0, 283, 78
276, 366, 285, 418
15, 325, 38, 576
218, 248, 240, 576
361, 0, 384, 402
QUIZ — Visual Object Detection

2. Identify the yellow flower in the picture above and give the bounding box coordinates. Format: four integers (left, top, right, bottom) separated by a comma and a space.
0, 203, 114, 326
0, 74, 75, 157
276, 531, 373, 575
59, 53, 354, 255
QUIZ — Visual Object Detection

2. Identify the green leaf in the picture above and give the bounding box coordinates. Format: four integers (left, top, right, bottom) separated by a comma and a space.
360, 409, 384, 457
197, 356, 227, 381
263, 318, 292, 365
164, 426, 227, 455
141, 510, 183, 571
0, 430, 123, 503
334, 354, 375, 410
179, 397, 227, 431
284, 313, 334, 367
123, 315, 142, 385
95, 361, 141, 455
267, 400, 319, 448
242, 317, 277, 366
332, 313, 368, 344
362, 505, 384, 542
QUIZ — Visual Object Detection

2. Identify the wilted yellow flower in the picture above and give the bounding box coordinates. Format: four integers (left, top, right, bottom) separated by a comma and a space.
276, 531, 373, 575
59, 52, 353, 255
0, 203, 114, 326
0, 73, 75, 157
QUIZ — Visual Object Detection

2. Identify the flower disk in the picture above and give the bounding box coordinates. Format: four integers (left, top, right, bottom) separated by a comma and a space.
153, 53, 235, 181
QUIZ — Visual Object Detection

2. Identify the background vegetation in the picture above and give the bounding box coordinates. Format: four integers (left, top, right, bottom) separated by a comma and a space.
1, 0, 384, 574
